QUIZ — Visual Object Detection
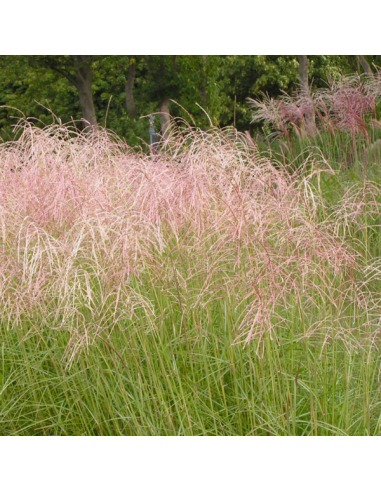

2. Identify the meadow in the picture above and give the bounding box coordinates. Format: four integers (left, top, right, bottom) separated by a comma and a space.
2, 74, 381, 435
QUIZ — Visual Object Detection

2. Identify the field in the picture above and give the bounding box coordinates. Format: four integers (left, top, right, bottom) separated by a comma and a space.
2, 76, 381, 435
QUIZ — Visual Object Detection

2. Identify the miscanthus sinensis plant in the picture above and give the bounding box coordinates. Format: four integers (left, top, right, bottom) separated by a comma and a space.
1, 119, 381, 435
249, 73, 381, 173
249, 73, 380, 137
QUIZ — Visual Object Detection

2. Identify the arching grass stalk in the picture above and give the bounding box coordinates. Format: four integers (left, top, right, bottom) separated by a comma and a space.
1, 120, 381, 434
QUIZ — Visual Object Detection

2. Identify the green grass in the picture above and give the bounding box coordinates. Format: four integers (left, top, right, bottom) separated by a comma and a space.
2, 310, 381, 435
2, 121, 381, 435
2, 235, 381, 436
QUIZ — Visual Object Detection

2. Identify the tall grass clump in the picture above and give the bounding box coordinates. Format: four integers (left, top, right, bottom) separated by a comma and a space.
249, 72, 381, 174
1, 117, 381, 435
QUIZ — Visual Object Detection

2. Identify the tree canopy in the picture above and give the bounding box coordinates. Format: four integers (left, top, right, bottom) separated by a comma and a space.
0, 55, 378, 145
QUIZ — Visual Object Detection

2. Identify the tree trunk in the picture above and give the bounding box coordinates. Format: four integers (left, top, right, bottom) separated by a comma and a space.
160, 97, 171, 140
71, 55, 97, 127
200, 55, 207, 105
126, 56, 136, 119
297, 55, 309, 96
358, 55, 373, 76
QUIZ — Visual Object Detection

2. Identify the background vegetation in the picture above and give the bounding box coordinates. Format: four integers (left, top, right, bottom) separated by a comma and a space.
1, 55, 380, 145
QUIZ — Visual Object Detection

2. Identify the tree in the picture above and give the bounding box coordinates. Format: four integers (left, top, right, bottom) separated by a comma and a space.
126, 56, 136, 119
358, 55, 373, 76
29, 56, 99, 127
70, 56, 97, 126
215, 55, 301, 131
159, 56, 178, 138
2, 55, 378, 144
142, 56, 178, 139
200, 55, 207, 105
297, 55, 309, 95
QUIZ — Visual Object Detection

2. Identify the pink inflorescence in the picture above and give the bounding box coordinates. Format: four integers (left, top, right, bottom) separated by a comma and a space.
249, 73, 381, 137
0, 120, 380, 358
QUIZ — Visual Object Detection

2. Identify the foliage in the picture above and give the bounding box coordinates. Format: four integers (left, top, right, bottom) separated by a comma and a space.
0, 56, 372, 145
2, 120, 381, 434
